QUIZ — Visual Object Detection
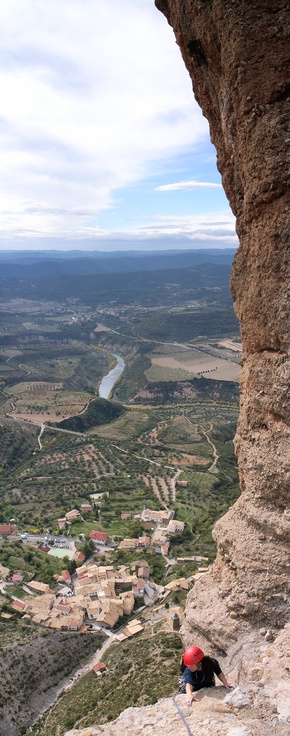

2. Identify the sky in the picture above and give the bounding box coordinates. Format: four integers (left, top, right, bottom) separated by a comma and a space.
0, 0, 237, 252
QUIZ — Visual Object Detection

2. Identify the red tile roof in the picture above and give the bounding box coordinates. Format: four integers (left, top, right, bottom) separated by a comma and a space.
11, 599, 26, 611
73, 551, 85, 562
57, 604, 71, 614
137, 578, 145, 588
0, 524, 12, 535
93, 662, 106, 673
89, 530, 109, 542
61, 570, 71, 582
68, 618, 82, 629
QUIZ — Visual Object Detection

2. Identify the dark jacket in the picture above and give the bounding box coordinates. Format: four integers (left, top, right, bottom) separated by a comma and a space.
181, 656, 222, 691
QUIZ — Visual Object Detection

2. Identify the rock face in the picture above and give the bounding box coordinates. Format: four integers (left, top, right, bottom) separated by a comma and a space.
155, 0, 290, 647
65, 625, 290, 735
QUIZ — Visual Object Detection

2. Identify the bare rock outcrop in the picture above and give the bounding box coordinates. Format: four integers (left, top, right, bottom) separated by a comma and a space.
64, 625, 290, 735
155, 0, 290, 647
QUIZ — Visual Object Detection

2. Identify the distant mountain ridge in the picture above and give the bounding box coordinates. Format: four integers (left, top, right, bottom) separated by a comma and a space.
0, 248, 236, 278
0, 250, 236, 308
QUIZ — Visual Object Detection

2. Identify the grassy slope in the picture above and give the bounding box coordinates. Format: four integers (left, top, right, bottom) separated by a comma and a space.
30, 632, 183, 736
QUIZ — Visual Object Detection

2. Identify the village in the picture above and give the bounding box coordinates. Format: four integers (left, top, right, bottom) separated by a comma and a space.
0, 504, 209, 641
56, 503, 186, 558
0, 554, 209, 640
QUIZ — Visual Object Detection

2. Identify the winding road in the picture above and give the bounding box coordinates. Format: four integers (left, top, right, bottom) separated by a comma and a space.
202, 423, 219, 472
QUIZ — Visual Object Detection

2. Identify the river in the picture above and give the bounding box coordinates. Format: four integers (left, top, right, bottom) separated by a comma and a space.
98, 353, 125, 399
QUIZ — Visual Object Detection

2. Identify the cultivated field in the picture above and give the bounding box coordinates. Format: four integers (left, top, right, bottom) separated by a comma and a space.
2, 382, 90, 422
146, 345, 240, 382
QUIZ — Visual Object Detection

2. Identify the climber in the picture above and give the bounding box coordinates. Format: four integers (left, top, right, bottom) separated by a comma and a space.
180, 646, 233, 706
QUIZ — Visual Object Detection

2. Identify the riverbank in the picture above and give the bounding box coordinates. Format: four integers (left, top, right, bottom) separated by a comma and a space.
98, 353, 125, 400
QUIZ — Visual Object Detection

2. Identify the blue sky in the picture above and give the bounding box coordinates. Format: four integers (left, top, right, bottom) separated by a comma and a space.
0, 0, 237, 251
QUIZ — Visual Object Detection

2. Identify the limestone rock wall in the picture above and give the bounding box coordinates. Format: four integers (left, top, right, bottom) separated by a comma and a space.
155, 0, 290, 647
64, 625, 290, 735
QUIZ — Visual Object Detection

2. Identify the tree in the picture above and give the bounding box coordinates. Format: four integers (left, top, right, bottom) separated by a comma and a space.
83, 539, 95, 559
127, 519, 143, 539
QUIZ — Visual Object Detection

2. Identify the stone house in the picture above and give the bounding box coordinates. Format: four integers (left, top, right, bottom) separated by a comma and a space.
65, 509, 81, 521
86, 600, 101, 619
167, 520, 185, 534
119, 591, 134, 615
11, 599, 27, 613
141, 508, 174, 524
58, 518, 67, 529
67, 616, 83, 630
96, 598, 123, 628
0, 523, 12, 535
93, 662, 106, 675
138, 535, 151, 547
10, 573, 24, 583
81, 504, 92, 512
73, 550, 85, 564
89, 530, 109, 544
118, 538, 139, 549
132, 578, 146, 597
26, 580, 50, 595
60, 569, 71, 584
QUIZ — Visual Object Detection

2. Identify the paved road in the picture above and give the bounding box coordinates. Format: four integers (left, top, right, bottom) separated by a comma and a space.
1, 532, 73, 548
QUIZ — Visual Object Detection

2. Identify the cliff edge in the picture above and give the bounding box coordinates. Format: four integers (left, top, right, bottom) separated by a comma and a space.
58, 4, 290, 735
154, 0, 290, 649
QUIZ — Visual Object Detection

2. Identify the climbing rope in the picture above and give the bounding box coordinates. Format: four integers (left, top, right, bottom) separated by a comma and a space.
171, 694, 193, 736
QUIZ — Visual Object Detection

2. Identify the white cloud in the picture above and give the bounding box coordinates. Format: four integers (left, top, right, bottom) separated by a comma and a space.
122, 211, 237, 241
0, 0, 209, 241
26, 210, 236, 246
156, 180, 222, 191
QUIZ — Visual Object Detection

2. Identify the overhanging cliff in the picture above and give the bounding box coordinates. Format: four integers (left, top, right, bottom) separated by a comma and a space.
155, 0, 290, 647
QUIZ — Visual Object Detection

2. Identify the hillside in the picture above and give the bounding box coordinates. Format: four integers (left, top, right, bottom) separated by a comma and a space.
0, 624, 105, 736
30, 624, 290, 736
0, 251, 235, 308
0, 247, 242, 735
53, 398, 126, 432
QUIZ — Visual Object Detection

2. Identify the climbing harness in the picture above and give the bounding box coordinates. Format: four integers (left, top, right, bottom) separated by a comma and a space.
171, 693, 193, 736
178, 675, 186, 693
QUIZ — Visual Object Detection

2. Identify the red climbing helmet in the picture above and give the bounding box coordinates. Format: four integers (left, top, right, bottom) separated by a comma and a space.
183, 646, 204, 666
